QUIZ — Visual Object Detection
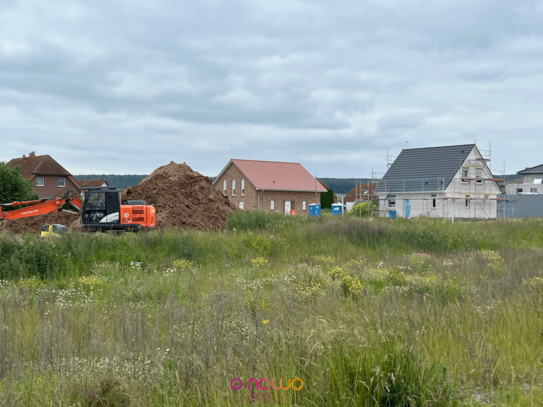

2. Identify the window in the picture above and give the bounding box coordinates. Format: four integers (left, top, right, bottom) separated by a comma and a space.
87, 192, 106, 209
303, 201, 307, 210
432, 194, 436, 208
461, 167, 469, 182
58, 177, 65, 188
516, 188, 523, 194
291, 201, 295, 210
241, 179, 245, 196
465, 195, 470, 208
388, 196, 396, 208
271, 200, 275, 210
239, 202, 244, 210
223, 180, 227, 195
476, 168, 483, 183
232, 179, 236, 196
36, 177, 44, 186
531, 188, 538, 193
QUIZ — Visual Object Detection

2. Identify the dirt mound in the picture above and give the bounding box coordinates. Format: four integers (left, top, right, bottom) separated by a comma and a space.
122, 161, 236, 230
1, 211, 80, 234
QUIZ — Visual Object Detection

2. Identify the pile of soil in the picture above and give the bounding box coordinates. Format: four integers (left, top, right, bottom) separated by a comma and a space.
122, 161, 236, 230
1, 211, 80, 234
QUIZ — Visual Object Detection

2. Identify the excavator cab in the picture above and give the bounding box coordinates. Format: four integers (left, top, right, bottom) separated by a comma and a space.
81, 187, 156, 231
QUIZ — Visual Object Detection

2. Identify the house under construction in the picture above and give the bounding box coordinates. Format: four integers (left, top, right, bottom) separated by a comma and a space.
374, 144, 503, 219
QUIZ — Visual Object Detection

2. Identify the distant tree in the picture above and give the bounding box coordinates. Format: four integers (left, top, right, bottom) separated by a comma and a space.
321, 187, 335, 209
0, 162, 38, 204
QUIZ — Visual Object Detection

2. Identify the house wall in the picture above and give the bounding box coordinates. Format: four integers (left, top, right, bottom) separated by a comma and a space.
214, 163, 320, 214
505, 183, 543, 195
497, 195, 543, 218
256, 191, 320, 214
214, 164, 259, 209
378, 148, 499, 219
33, 175, 80, 199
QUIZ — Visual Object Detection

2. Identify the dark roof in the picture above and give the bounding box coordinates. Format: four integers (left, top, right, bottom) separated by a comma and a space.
503, 174, 522, 182
518, 164, 543, 175
375, 144, 475, 194
8, 154, 71, 179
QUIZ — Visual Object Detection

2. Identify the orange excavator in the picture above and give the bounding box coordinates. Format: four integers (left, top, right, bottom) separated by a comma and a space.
0, 187, 156, 233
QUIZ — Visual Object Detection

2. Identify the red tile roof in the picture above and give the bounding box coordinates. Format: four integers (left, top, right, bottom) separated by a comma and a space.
343, 182, 378, 203
8, 154, 71, 179
227, 159, 327, 192
76, 179, 109, 188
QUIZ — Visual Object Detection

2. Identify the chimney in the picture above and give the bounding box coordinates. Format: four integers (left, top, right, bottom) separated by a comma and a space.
29, 151, 36, 157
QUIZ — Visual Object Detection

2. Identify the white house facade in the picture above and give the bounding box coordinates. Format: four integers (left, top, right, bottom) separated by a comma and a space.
375, 144, 501, 220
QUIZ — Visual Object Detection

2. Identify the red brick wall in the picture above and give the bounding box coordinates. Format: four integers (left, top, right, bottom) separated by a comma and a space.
215, 163, 321, 214
33, 175, 80, 199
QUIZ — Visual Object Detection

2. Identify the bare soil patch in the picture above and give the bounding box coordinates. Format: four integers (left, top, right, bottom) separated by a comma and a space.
122, 161, 236, 230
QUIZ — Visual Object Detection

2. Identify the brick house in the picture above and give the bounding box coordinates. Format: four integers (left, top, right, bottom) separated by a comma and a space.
343, 182, 378, 212
8, 152, 81, 199
213, 159, 327, 214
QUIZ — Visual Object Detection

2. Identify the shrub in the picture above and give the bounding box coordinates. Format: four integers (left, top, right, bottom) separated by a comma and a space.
348, 201, 375, 218
328, 340, 457, 406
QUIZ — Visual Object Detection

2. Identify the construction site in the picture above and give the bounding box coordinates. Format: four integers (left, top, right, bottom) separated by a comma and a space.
0, 161, 236, 234
348, 143, 517, 220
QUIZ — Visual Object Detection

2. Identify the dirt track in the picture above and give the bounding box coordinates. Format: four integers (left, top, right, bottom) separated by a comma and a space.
1, 211, 80, 234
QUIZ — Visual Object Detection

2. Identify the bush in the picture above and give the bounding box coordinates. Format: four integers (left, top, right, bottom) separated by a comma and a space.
328, 340, 456, 406
0, 162, 38, 204
321, 188, 335, 209
348, 201, 375, 218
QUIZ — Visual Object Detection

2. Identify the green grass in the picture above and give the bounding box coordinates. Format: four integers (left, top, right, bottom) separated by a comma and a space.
0, 214, 543, 405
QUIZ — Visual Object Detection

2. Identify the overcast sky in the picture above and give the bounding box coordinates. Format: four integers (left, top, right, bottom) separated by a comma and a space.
1, 0, 542, 177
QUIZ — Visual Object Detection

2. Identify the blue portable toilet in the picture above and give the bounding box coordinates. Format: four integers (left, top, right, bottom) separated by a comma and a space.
331, 203, 343, 216
389, 211, 397, 219
309, 203, 321, 217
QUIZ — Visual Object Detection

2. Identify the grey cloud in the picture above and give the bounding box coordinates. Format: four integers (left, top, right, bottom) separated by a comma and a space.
1, 0, 543, 177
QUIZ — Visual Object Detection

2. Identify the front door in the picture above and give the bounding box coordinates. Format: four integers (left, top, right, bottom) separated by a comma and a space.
404, 199, 411, 219
284, 201, 291, 215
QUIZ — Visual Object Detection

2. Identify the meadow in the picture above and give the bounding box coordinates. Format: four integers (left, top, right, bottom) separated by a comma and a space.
1, 212, 543, 406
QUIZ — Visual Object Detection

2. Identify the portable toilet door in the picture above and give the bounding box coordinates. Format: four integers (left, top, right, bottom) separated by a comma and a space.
331, 204, 343, 216
309, 203, 321, 217
404, 199, 411, 219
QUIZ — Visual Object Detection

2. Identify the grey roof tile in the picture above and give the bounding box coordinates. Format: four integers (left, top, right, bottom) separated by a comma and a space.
375, 144, 475, 193
518, 164, 543, 175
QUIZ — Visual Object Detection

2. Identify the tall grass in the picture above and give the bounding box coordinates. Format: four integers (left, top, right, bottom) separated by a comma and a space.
0, 214, 543, 405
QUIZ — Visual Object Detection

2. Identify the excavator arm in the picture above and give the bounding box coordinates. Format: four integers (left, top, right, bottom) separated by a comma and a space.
0, 198, 78, 221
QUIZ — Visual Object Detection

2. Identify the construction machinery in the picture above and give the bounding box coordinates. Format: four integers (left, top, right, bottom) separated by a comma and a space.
0, 187, 156, 232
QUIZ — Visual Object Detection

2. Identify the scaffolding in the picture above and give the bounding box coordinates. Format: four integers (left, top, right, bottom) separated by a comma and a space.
352, 173, 379, 217
375, 143, 504, 220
